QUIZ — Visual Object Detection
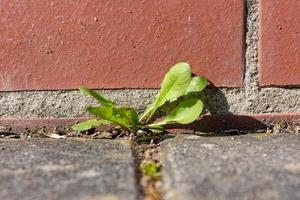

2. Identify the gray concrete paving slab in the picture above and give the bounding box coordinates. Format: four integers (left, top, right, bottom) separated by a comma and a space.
0, 138, 141, 200
160, 133, 300, 200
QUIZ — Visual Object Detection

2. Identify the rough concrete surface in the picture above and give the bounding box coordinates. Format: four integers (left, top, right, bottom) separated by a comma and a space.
0, 0, 299, 118
1, 87, 299, 118
0, 139, 141, 200
0, 89, 157, 118
160, 132, 300, 200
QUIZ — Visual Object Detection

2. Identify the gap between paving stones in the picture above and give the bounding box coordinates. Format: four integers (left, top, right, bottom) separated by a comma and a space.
2, 130, 299, 200
1, 119, 299, 200
132, 142, 163, 200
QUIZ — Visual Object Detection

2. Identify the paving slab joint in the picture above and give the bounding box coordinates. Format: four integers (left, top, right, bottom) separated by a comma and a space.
131, 141, 163, 200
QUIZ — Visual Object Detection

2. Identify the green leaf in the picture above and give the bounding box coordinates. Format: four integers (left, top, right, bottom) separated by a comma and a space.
122, 107, 140, 125
149, 98, 203, 126
116, 107, 140, 131
147, 125, 165, 133
140, 62, 192, 122
79, 87, 115, 106
86, 106, 134, 132
71, 119, 111, 131
185, 76, 208, 94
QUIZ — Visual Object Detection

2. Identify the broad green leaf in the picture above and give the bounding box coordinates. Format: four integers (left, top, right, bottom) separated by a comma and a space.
71, 119, 111, 131
185, 76, 208, 94
80, 87, 115, 106
149, 98, 203, 126
157, 100, 178, 115
140, 62, 192, 122
87, 106, 133, 131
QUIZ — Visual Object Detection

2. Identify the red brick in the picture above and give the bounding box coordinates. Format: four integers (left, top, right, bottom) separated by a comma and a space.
259, 0, 300, 86
0, 0, 245, 91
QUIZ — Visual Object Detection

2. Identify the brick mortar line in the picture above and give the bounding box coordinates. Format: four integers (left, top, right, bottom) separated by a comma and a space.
244, 0, 259, 98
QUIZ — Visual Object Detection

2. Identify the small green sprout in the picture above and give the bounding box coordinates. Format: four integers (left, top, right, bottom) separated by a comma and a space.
72, 62, 208, 133
140, 161, 161, 181
278, 119, 286, 129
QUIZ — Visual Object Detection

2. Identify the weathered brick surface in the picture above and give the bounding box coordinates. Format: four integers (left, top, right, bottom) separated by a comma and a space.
259, 0, 300, 86
0, 0, 245, 91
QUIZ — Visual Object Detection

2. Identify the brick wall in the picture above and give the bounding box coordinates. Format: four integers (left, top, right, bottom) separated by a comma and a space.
0, 0, 299, 120
0, 0, 299, 90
